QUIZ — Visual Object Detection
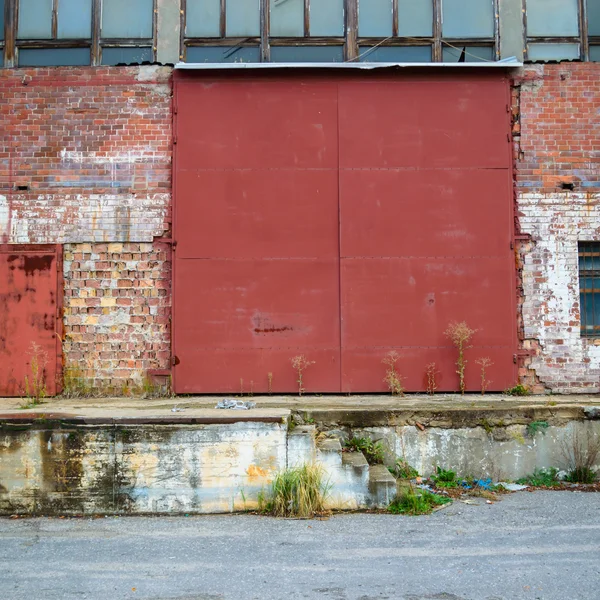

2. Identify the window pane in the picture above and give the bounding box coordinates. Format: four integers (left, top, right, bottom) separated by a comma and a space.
527, 43, 580, 61
102, 46, 153, 65
590, 46, 600, 62
526, 0, 579, 37
443, 45, 493, 62
0, 0, 4, 41
311, 0, 344, 36
398, 0, 432, 37
358, 0, 393, 37
102, 0, 153, 38
270, 45, 344, 61
18, 0, 53, 39
226, 0, 260, 36
185, 45, 260, 62
58, 0, 92, 38
588, 0, 600, 36
186, 0, 220, 37
18, 47, 91, 66
271, 0, 304, 37
359, 45, 431, 61
442, 0, 494, 38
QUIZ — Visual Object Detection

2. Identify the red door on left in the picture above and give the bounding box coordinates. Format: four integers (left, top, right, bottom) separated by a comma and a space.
0, 246, 61, 397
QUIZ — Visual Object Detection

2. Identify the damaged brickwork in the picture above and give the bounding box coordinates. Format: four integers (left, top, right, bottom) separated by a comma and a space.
0, 66, 173, 388
514, 63, 600, 393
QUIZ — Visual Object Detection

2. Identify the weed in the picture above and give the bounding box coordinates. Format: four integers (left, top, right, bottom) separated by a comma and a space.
382, 351, 405, 396
345, 436, 385, 465
291, 355, 315, 396
560, 429, 599, 484
425, 362, 439, 395
527, 421, 549, 438
510, 431, 526, 445
432, 466, 458, 488
444, 321, 477, 394
388, 486, 451, 515
475, 357, 493, 395
504, 384, 530, 396
22, 342, 48, 406
267, 372, 273, 395
390, 458, 419, 480
516, 467, 560, 487
240, 378, 244, 395
258, 464, 330, 518
60, 364, 94, 398
480, 418, 494, 435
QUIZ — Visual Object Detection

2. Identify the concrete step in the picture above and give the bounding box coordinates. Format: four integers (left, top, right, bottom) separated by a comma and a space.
316, 437, 343, 470
287, 425, 316, 468
324, 449, 370, 510
368, 464, 397, 508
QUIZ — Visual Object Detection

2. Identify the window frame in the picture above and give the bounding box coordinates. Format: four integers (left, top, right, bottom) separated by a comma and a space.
181, 0, 499, 63
578, 242, 600, 338
2, 0, 158, 67
524, 0, 598, 61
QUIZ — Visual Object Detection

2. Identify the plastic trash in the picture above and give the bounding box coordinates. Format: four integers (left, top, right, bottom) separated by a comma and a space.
497, 482, 529, 492
215, 399, 256, 410
472, 478, 493, 490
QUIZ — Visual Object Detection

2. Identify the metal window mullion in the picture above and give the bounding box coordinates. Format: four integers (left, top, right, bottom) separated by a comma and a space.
304, 0, 309, 37
580, 0, 589, 60
522, 0, 528, 60
493, 0, 499, 60
152, 0, 158, 61
260, 0, 269, 61
432, 0, 442, 61
51, 0, 58, 38
180, 0, 186, 61
392, 0, 398, 38
220, 0, 226, 38
92, 0, 100, 65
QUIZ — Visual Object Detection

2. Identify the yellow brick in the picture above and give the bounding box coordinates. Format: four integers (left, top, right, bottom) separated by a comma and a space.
79, 243, 92, 253
69, 298, 86, 307
85, 316, 98, 325
100, 297, 117, 307
108, 243, 123, 253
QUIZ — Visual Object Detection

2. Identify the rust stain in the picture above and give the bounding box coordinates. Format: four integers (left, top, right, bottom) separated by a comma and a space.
246, 464, 268, 480
254, 326, 293, 334
7, 255, 54, 275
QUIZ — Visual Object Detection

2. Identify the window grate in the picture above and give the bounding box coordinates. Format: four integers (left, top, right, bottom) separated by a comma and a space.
578, 242, 600, 337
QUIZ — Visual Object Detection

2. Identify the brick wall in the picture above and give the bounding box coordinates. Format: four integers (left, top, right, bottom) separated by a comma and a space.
514, 63, 600, 393
0, 66, 173, 389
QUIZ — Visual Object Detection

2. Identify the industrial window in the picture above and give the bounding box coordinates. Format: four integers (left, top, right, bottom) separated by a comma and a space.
1, 0, 156, 67
182, 0, 498, 62
525, 0, 600, 62
579, 242, 600, 338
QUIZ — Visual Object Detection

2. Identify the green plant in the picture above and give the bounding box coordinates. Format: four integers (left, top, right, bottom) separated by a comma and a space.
516, 467, 560, 487
390, 459, 419, 480
480, 418, 494, 434
291, 355, 315, 396
504, 384, 530, 396
382, 351, 405, 396
475, 357, 493, 395
345, 436, 385, 465
527, 421, 549, 438
425, 362, 439, 395
444, 321, 477, 394
432, 466, 458, 488
267, 372, 273, 395
258, 464, 330, 518
21, 342, 48, 406
388, 486, 451, 515
560, 430, 599, 484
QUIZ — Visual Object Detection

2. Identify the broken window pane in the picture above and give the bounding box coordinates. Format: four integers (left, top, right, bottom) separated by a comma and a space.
443, 45, 493, 62
526, 0, 579, 37
590, 46, 600, 62
102, 47, 153, 65
18, 47, 91, 66
58, 0, 92, 38
527, 43, 580, 61
442, 0, 494, 38
186, 46, 261, 62
358, 0, 393, 37
359, 45, 431, 62
398, 0, 432, 37
270, 45, 344, 61
102, 0, 153, 38
270, 0, 304, 37
587, 0, 600, 36
311, 0, 344, 37
227, 0, 260, 36
18, 0, 53, 39
186, 0, 221, 37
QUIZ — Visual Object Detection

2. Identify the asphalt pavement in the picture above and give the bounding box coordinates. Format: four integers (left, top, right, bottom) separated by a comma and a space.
1, 491, 599, 600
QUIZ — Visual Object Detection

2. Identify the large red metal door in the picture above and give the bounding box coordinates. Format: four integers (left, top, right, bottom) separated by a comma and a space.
0, 246, 61, 396
173, 76, 341, 393
173, 71, 516, 393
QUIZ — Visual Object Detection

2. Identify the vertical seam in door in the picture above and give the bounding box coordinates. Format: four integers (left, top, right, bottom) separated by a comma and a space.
337, 80, 343, 392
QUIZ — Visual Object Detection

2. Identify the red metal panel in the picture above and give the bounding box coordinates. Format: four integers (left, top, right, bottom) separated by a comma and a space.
0, 247, 59, 396
338, 76, 510, 169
